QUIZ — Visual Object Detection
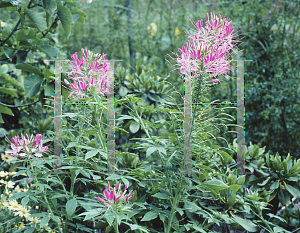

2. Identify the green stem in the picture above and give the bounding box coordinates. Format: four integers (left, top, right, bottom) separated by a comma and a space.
43, 192, 63, 233
114, 212, 119, 233
165, 172, 183, 233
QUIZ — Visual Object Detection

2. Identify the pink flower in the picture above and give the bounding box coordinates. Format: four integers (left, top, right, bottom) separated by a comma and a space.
169, 12, 241, 84
65, 48, 111, 100
11, 136, 19, 146
5, 143, 23, 157
96, 181, 135, 206
5, 134, 50, 159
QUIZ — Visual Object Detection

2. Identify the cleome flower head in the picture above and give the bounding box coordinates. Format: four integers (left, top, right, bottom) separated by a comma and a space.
168, 12, 242, 85
96, 181, 134, 207
4, 133, 51, 160
64, 48, 112, 100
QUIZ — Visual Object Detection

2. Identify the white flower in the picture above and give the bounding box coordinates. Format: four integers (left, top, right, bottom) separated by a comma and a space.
7, 200, 22, 211
0, 180, 15, 189
0, 171, 8, 177
15, 185, 22, 193
14, 206, 30, 219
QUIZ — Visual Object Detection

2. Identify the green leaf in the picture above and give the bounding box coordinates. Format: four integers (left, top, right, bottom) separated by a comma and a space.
43, 0, 57, 15
106, 174, 121, 180
0, 106, 14, 116
24, 75, 43, 97
184, 201, 201, 213
232, 215, 258, 232
146, 147, 157, 157
129, 122, 140, 133
218, 150, 235, 162
25, 9, 47, 32
3, 47, 13, 58
51, 215, 60, 223
117, 115, 134, 121
21, 196, 29, 207
16, 29, 25, 42
16, 50, 28, 64
157, 146, 166, 155
39, 45, 58, 59
202, 180, 229, 191
71, 13, 79, 23
0, 64, 8, 73
85, 150, 98, 160
0, 87, 18, 97
57, 5, 72, 38
40, 216, 50, 228
44, 82, 54, 96
66, 199, 77, 220
118, 85, 128, 97
16, 63, 44, 78
227, 192, 236, 206
284, 183, 300, 198
141, 211, 158, 221
70, 8, 87, 25
152, 192, 170, 200
148, 93, 160, 102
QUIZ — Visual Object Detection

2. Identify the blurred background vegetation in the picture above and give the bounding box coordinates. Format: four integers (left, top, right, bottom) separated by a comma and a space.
0, 0, 299, 161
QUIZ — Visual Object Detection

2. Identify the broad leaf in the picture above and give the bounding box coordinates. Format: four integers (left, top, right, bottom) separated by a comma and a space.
0, 87, 18, 97
284, 183, 300, 198
129, 122, 140, 133
141, 211, 158, 221
57, 5, 72, 38
66, 199, 77, 220
40, 216, 50, 228
44, 82, 54, 96
232, 215, 258, 232
25, 9, 47, 32
39, 45, 58, 59
202, 179, 229, 191
146, 147, 156, 157
24, 75, 43, 97
152, 192, 170, 200
16, 63, 44, 78
85, 150, 98, 160
0, 106, 14, 116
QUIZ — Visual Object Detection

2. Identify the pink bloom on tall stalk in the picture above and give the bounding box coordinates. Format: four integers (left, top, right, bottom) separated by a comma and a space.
96, 181, 134, 206
64, 48, 112, 99
5, 134, 51, 159
168, 12, 242, 84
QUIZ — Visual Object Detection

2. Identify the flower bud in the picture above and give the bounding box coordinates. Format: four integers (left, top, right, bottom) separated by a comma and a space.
27, 178, 33, 183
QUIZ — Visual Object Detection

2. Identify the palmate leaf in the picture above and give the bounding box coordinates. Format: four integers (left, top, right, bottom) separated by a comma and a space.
24, 9, 47, 32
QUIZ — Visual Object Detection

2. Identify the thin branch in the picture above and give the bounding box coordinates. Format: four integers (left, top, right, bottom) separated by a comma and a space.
0, 18, 21, 47
41, 17, 59, 39
0, 0, 32, 47
0, 100, 39, 108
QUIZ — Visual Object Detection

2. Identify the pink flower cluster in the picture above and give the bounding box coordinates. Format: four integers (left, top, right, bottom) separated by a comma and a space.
64, 48, 111, 99
174, 12, 241, 83
5, 133, 50, 159
96, 181, 134, 206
